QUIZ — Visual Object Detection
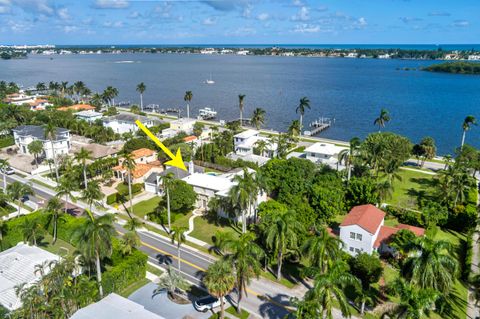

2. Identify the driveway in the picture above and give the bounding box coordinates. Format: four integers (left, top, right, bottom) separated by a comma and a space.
128, 282, 212, 319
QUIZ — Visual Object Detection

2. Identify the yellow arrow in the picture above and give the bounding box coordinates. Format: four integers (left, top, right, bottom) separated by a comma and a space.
135, 120, 187, 171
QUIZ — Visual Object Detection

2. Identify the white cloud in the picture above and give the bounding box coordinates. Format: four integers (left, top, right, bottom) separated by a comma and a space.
242, 3, 252, 18
292, 0, 303, 7
103, 20, 124, 28
63, 25, 78, 33
291, 6, 309, 21
293, 23, 320, 33
128, 11, 141, 19
399, 17, 423, 24
257, 13, 269, 21
94, 0, 129, 9
12, 0, 54, 15
57, 7, 70, 20
0, 5, 10, 13
357, 17, 367, 27
202, 17, 216, 25
428, 11, 451, 17
453, 20, 469, 27
227, 26, 256, 36
7, 19, 30, 32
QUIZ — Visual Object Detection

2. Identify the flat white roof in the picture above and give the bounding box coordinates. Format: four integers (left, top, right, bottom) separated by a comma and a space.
304, 142, 347, 156
182, 173, 234, 192
76, 110, 103, 118
0, 243, 60, 311
170, 118, 196, 125
71, 293, 165, 319
234, 129, 259, 139
236, 136, 277, 151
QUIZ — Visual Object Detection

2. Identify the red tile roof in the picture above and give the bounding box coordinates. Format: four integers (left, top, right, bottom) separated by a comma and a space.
131, 148, 156, 159
183, 135, 198, 142
340, 204, 385, 234
57, 104, 95, 111
397, 224, 425, 237
374, 224, 425, 248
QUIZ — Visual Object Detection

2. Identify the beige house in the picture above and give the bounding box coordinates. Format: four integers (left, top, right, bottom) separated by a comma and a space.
113, 148, 163, 183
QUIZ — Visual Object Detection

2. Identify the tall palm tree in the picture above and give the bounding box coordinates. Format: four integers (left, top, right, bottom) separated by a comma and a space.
404, 236, 458, 293
238, 94, 246, 126
122, 153, 136, 217
136, 82, 146, 111
55, 176, 78, 214
288, 119, 301, 139
461, 115, 477, 147
170, 226, 187, 272
203, 259, 235, 319
0, 159, 10, 190
28, 140, 44, 168
125, 216, 143, 232
302, 226, 343, 274
229, 168, 258, 233
223, 232, 264, 314
254, 139, 270, 157
264, 210, 303, 280
162, 172, 175, 230
251, 108, 266, 129
338, 137, 361, 181
81, 180, 103, 212
73, 211, 115, 298
296, 97, 311, 135
0, 220, 6, 250
184, 90, 193, 118
6, 181, 33, 216
373, 108, 391, 132
75, 147, 93, 188
304, 261, 360, 319
22, 217, 43, 246
44, 122, 60, 181
44, 197, 63, 244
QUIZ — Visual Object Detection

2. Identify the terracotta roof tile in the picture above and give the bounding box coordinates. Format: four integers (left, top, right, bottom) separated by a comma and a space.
397, 224, 425, 237
58, 104, 95, 111
131, 148, 156, 159
183, 135, 198, 142
374, 226, 399, 248
340, 204, 385, 234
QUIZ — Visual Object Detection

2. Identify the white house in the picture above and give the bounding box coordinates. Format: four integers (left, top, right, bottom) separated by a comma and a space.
144, 163, 202, 195
304, 142, 347, 168
12, 125, 71, 159
339, 205, 425, 256
160, 118, 196, 139
0, 243, 60, 311
75, 110, 103, 123
102, 114, 157, 135
233, 129, 278, 158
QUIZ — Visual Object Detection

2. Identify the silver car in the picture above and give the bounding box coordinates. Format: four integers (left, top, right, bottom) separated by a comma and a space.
194, 295, 226, 312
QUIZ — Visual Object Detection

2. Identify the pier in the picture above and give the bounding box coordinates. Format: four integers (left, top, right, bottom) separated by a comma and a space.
305, 117, 333, 136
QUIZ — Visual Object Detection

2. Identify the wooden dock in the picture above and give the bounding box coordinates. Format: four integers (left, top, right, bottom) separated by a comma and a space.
305, 117, 333, 136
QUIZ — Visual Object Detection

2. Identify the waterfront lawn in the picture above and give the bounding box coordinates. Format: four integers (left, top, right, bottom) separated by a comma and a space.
132, 197, 161, 219
189, 215, 240, 246
387, 168, 436, 209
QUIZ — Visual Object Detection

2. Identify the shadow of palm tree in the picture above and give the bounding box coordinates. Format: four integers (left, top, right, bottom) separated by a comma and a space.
156, 253, 173, 265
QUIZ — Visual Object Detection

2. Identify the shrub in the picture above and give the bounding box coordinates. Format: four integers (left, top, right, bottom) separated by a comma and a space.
0, 136, 14, 148
106, 193, 117, 205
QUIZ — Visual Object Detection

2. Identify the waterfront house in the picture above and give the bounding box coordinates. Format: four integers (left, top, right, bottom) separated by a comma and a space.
102, 113, 157, 135
57, 104, 96, 112
13, 125, 71, 159
339, 204, 424, 256
304, 142, 347, 168
144, 162, 203, 195
75, 110, 103, 123
0, 243, 60, 311
112, 148, 162, 183
233, 129, 278, 158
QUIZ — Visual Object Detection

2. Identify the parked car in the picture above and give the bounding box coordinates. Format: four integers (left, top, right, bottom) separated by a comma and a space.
1, 166, 14, 175
194, 295, 226, 312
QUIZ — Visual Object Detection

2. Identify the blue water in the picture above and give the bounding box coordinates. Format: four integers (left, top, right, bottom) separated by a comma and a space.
1, 53, 479, 154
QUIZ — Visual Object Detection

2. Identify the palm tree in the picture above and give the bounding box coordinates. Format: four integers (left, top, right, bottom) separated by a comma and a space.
73, 211, 115, 298
223, 232, 264, 314
28, 140, 44, 168
304, 261, 360, 319
264, 210, 303, 280
228, 168, 258, 233
461, 115, 477, 147
155, 266, 188, 300
81, 180, 103, 211
296, 97, 310, 135
44, 122, 60, 181
403, 236, 458, 293
55, 176, 77, 214
338, 137, 361, 181
238, 94, 246, 126
378, 278, 438, 319
0, 159, 10, 190
6, 181, 33, 216
251, 108, 266, 129
125, 216, 143, 232
44, 197, 63, 244
75, 147, 93, 188
373, 108, 391, 132
0, 220, 6, 250
22, 217, 43, 246
122, 153, 136, 217
302, 226, 343, 274
254, 139, 270, 157
184, 90, 193, 118
170, 226, 187, 272
136, 82, 146, 111
288, 119, 301, 139
162, 172, 175, 230
121, 231, 140, 255
203, 259, 235, 319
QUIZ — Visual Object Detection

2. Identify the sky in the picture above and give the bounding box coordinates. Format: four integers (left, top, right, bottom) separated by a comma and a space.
0, 0, 478, 45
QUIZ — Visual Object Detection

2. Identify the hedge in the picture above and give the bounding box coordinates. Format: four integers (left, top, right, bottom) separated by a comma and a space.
106, 193, 117, 205
0, 136, 14, 148
461, 232, 474, 281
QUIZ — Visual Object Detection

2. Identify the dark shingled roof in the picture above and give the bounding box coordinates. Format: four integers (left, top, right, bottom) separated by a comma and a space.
144, 165, 204, 185
13, 125, 69, 141
103, 113, 159, 124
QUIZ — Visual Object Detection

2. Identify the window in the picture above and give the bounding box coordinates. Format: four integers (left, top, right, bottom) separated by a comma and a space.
350, 232, 355, 239
349, 247, 354, 252
356, 233, 363, 241
355, 248, 361, 254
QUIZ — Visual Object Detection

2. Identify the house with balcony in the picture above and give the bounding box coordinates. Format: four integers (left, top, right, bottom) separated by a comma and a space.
233, 129, 278, 159
102, 113, 157, 135
112, 148, 163, 184
12, 125, 71, 159
304, 142, 347, 169
75, 110, 103, 123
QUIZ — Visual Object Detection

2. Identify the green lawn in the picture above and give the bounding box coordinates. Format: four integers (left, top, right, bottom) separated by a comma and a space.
189, 215, 241, 246
31, 179, 55, 190
387, 168, 436, 209
38, 234, 76, 257
146, 263, 163, 277
132, 197, 161, 218
226, 306, 250, 319
0, 203, 16, 217
118, 278, 150, 298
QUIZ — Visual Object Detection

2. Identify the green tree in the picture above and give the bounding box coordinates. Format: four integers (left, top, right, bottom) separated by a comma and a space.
373, 108, 391, 132
184, 90, 193, 118
302, 226, 343, 274
81, 180, 103, 211
251, 107, 266, 129
193, 122, 204, 137
155, 266, 187, 300
345, 177, 380, 209
296, 97, 310, 135
162, 172, 174, 229
6, 181, 33, 216
73, 211, 115, 298
136, 82, 146, 111
28, 140, 44, 168
44, 122, 60, 181
0, 159, 9, 190
22, 217, 43, 246
338, 137, 361, 181
170, 226, 187, 272
288, 119, 301, 139
461, 115, 477, 147
263, 210, 304, 280
75, 147, 93, 188
203, 259, 236, 319
229, 168, 259, 233
349, 253, 383, 290
122, 152, 136, 217
254, 139, 270, 157
121, 231, 140, 255
44, 197, 63, 244
55, 176, 78, 213
238, 94, 246, 125
309, 183, 345, 223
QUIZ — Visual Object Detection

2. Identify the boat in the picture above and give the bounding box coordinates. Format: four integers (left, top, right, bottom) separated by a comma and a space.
205, 73, 215, 84
197, 107, 217, 120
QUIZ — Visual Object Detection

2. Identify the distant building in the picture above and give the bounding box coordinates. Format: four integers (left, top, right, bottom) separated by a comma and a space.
57, 104, 96, 112
13, 125, 71, 159
378, 53, 391, 59
169, 118, 196, 134
75, 110, 103, 123
71, 293, 165, 319
339, 205, 424, 256
304, 142, 347, 168
468, 55, 480, 61
237, 50, 250, 55
102, 113, 157, 135
0, 243, 60, 311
